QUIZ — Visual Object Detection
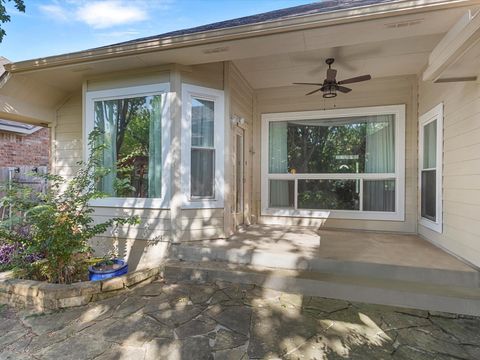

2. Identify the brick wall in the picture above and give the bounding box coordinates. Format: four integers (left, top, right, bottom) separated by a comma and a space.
0, 127, 50, 167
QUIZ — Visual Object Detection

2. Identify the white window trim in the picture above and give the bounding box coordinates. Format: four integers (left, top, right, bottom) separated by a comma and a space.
181, 84, 225, 209
84, 83, 171, 209
261, 105, 406, 221
418, 103, 443, 233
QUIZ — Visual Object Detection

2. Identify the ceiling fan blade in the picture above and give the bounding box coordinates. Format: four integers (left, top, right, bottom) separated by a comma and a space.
326, 68, 337, 81
293, 82, 324, 86
306, 88, 322, 96
338, 75, 371, 85
337, 86, 352, 93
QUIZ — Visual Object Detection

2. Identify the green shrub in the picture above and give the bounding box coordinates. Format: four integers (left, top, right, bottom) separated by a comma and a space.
0, 129, 139, 283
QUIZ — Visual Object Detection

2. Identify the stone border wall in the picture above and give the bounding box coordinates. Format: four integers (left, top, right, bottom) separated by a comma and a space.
0, 267, 160, 311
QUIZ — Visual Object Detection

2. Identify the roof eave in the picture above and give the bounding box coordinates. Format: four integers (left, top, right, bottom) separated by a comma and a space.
5, 0, 477, 73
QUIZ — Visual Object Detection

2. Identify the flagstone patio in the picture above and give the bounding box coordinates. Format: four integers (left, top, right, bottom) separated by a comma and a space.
0, 278, 479, 360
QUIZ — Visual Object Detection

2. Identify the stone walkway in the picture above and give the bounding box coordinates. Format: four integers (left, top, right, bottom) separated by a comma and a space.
1, 279, 479, 359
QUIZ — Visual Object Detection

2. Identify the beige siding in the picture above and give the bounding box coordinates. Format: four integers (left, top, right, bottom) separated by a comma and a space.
418, 80, 480, 267
181, 62, 224, 90
54, 93, 83, 177
86, 71, 170, 91
253, 75, 418, 233
178, 209, 225, 241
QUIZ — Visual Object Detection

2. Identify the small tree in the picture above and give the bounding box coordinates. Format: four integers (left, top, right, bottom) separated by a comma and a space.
0, 129, 139, 283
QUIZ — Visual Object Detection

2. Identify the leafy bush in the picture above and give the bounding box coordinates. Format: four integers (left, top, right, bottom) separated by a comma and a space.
0, 242, 16, 271
0, 241, 43, 272
0, 129, 139, 283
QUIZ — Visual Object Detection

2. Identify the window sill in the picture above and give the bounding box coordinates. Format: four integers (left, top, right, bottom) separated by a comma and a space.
419, 218, 442, 233
181, 197, 224, 209
262, 208, 405, 221
89, 198, 169, 209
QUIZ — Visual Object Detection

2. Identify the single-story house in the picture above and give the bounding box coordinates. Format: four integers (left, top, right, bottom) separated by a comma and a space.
2, 0, 480, 313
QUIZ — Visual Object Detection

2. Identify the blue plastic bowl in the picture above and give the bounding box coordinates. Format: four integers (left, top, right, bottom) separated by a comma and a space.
88, 259, 128, 281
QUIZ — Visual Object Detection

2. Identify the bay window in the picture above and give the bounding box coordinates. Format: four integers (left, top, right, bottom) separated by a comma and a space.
261, 105, 405, 220
85, 84, 170, 208
181, 84, 225, 208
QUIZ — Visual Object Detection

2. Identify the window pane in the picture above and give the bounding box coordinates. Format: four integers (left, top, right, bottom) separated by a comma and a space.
191, 148, 214, 197
297, 179, 359, 210
421, 169, 436, 221
363, 179, 395, 212
269, 122, 289, 173
423, 120, 437, 169
269, 180, 294, 208
192, 98, 214, 148
94, 95, 162, 198
268, 115, 394, 174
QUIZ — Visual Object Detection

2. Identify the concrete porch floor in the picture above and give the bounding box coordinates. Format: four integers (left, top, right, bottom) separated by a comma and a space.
183, 225, 475, 272
172, 225, 479, 289
169, 225, 480, 315
224, 225, 475, 272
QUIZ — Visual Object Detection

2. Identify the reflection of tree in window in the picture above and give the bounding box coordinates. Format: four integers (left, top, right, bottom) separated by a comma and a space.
287, 122, 366, 174
269, 116, 395, 211
94, 95, 162, 198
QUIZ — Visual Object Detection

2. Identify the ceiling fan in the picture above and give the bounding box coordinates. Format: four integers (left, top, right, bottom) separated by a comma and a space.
293, 58, 371, 98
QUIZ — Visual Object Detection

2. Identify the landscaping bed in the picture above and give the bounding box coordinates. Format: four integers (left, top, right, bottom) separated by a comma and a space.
0, 266, 160, 311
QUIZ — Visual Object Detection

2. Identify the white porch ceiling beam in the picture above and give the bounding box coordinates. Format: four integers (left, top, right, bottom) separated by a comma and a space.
423, 9, 480, 81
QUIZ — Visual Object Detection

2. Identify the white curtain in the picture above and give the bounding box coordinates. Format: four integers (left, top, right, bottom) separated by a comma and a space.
94, 100, 117, 196
268, 122, 291, 207
363, 115, 395, 211
365, 116, 395, 173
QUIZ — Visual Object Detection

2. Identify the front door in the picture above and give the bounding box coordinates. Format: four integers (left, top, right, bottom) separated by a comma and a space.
234, 127, 245, 227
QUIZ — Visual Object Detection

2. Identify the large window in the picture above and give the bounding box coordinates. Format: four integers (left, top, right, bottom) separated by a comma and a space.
419, 104, 443, 233
181, 84, 225, 208
85, 84, 170, 208
261, 106, 405, 220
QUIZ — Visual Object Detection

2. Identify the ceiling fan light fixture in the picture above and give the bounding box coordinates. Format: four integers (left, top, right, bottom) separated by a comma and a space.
323, 89, 337, 98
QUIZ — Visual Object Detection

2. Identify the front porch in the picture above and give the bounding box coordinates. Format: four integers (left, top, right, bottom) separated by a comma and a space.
168, 226, 480, 315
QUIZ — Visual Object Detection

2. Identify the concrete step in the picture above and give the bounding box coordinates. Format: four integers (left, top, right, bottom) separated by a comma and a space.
164, 260, 480, 316
170, 243, 480, 288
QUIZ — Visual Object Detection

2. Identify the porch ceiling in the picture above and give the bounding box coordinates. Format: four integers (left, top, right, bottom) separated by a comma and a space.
232, 34, 443, 89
